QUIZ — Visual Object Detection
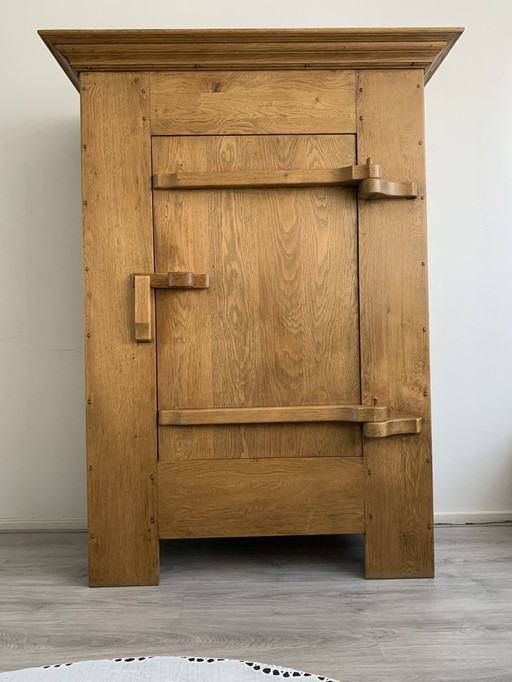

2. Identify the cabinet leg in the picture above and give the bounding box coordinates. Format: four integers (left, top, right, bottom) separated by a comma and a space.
364, 437, 434, 579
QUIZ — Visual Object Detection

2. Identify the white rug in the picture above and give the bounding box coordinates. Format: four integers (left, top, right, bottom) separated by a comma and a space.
0, 656, 339, 681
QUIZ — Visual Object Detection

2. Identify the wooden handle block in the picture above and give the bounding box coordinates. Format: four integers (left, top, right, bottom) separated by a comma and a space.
132, 272, 210, 289
167, 271, 195, 288
363, 417, 422, 438
159, 404, 389, 426
134, 275, 152, 342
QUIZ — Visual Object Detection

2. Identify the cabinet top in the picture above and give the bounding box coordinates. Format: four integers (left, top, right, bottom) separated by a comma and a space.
38, 27, 463, 91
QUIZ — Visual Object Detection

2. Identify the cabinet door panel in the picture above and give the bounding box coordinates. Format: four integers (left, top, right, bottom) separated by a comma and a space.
153, 134, 361, 461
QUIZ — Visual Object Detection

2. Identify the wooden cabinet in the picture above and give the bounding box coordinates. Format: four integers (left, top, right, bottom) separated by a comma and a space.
40, 28, 463, 586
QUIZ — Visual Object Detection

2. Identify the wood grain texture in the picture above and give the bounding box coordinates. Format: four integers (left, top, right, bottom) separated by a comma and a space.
80, 72, 159, 586
158, 458, 364, 538
150, 71, 356, 135
134, 275, 152, 342
38, 28, 464, 91
357, 70, 433, 578
153, 134, 361, 461
159, 405, 388, 426
153, 162, 381, 190
363, 417, 422, 438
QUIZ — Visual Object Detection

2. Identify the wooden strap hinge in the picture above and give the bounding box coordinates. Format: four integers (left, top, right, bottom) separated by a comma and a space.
363, 417, 422, 438
153, 158, 417, 200
159, 404, 389, 425
158, 405, 422, 436
358, 178, 418, 200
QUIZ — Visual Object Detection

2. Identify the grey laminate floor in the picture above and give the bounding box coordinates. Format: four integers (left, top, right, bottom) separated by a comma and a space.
0, 527, 511, 681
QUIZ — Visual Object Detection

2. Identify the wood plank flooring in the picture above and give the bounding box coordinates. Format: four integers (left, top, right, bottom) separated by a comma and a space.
0, 527, 511, 680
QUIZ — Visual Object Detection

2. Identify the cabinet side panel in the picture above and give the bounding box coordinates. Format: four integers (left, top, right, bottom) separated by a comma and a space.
81, 72, 159, 586
357, 70, 434, 578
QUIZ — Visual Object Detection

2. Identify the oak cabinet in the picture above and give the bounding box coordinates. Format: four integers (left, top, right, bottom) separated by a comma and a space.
40, 28, 463, 586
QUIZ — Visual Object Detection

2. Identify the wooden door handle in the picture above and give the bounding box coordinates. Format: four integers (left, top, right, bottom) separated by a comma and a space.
132, 271, 209, 342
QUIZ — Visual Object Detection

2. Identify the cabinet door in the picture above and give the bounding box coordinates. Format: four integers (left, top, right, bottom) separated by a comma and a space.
153, 134, 362, 464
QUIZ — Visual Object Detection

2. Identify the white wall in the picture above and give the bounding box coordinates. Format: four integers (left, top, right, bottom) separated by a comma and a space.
1, 0, 511, 529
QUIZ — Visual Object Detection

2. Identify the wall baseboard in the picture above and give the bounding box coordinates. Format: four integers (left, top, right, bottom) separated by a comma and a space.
434, 512, 512, 525
0, 513, 511, 532
0, 518, 87, 532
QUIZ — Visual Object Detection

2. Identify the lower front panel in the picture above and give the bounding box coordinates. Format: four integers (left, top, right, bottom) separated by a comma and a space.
158, 457, 364, 539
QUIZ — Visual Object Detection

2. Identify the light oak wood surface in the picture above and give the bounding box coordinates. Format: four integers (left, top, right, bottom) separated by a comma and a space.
80, 72, 159, 587
38, 28, 464, 90
157, 458, 365, 538
357, 70, 433, 578
153, 134, 362, 463
150, 71, 356, 135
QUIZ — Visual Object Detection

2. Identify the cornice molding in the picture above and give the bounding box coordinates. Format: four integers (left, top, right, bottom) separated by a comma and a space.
38, 28, 463, 92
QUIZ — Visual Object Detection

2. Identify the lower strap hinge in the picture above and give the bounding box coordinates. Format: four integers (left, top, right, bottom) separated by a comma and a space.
363, 417, 422, 438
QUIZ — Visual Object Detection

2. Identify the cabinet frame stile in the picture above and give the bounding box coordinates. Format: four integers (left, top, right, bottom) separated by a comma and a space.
81, 72, 159, 587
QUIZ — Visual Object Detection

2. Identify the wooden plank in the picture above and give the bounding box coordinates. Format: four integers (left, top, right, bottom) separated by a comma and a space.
153, 134, 362, 462
38, 29, 464, 89
159, 404, 388, 426
80, 72, 159, 586
153, 161, 381, 190
357, 70, 434, 578
363, 417, 422, 438
158, 458, 364, 538
150, 71, 356, 135
134, 275, 152, 342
